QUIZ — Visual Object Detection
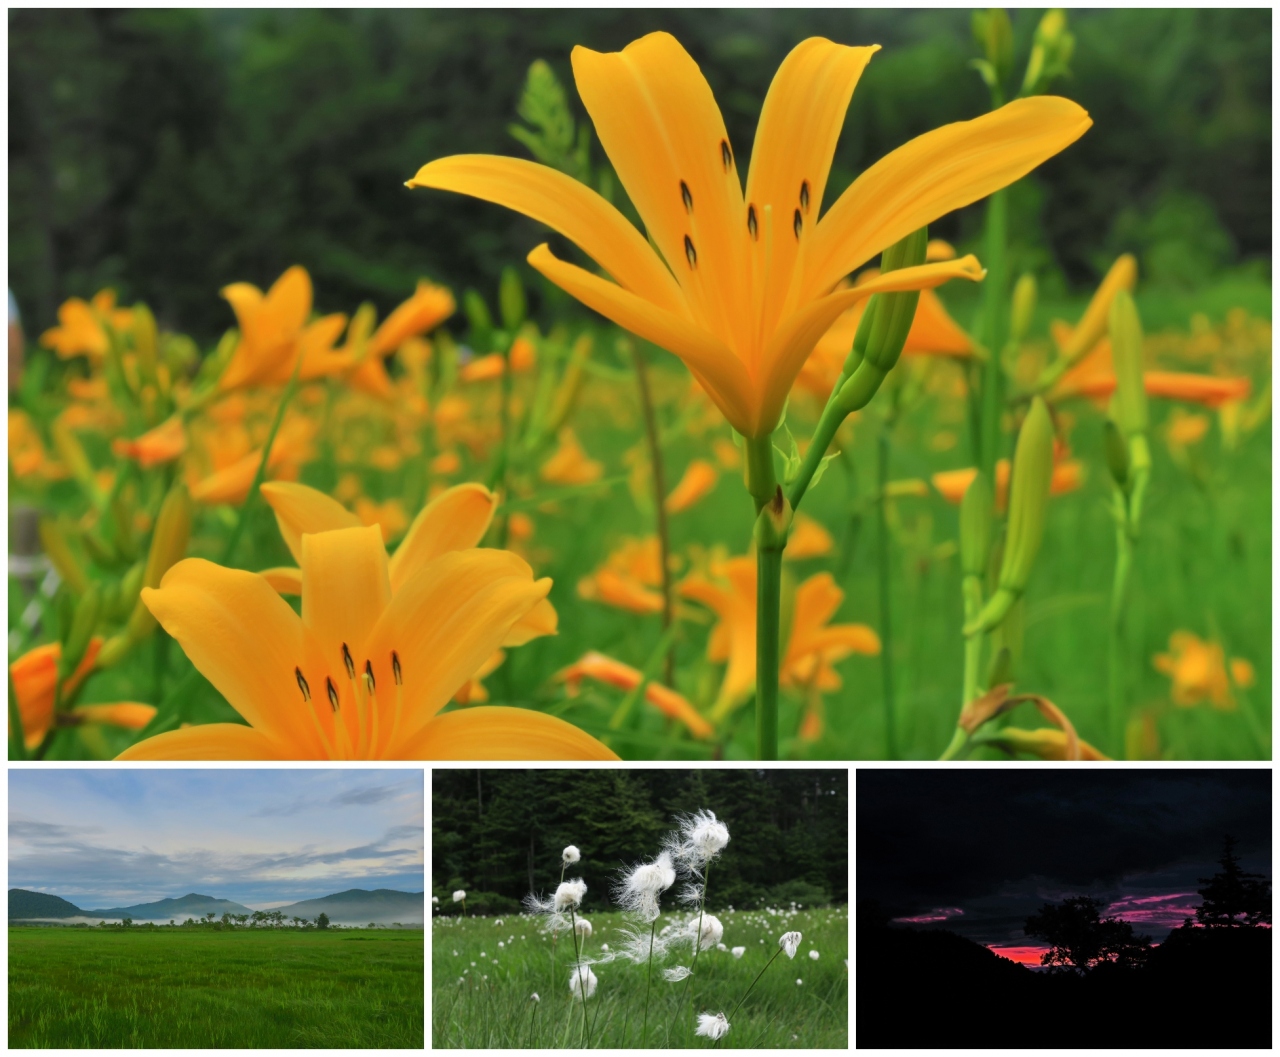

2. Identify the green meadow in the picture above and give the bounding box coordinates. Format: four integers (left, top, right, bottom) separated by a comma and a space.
432, 906, 848, 1048
8, 927, 424, 1048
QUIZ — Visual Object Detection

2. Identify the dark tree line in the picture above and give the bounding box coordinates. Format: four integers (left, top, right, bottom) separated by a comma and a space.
10, 9, 1270, 342
431, 769, 846, 913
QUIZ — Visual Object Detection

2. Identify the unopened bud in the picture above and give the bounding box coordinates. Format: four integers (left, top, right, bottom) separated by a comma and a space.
960, 471, 993, 579
114, 561, 146, 621
1109, 289, 1148, 437
59, 583, 102, 680
133, 303, 158, 382
1058, 255, 1137, 369
463, 289, 493, 348
965, 398, 1054, 635
986, 645, 1013, 690
1102, 418, 1130, 490
546, 333, 592, 436
51, 417, 98, 496
972, 9, 1014, 87
499, 267, 527, 333
125, 483, 193, 642
1010, 274, 1037, 343
861, 228, 929, 373
39, 518, 90, 594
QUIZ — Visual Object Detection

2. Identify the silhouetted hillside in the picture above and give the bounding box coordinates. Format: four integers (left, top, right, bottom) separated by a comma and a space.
83, 894, 253, 920
275, 889, 424, 925
858, 923, 1271, 1048
9, 889, 83, 919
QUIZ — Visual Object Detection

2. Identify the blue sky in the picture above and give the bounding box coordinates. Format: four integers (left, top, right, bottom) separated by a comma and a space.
9, 769, 423, 910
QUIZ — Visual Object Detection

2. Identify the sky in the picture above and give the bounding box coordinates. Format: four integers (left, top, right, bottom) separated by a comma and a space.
9, 768, 424, 910
857, 769, 1271, 966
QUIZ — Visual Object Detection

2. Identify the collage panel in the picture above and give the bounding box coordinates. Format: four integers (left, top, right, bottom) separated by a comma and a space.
8, 767, 425, 1049
430, 766, 849, 1049
856, 767, 1272, 1050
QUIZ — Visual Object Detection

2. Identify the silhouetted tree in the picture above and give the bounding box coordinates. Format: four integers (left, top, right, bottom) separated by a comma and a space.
1024, 896, 1151, 972
316, 912, 330, 929
1195, 835, 1271, 927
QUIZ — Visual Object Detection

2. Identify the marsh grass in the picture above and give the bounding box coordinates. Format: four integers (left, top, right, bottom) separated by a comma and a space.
8, 927, 424, 1048
432, 906, 847, 1048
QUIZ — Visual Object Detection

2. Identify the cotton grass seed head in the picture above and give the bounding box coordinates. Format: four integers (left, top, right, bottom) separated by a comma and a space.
569, 964, 598, 1000
575, 917, 593, 938
695, 1012, 730, 1041
452, 890, 466, 902
809, 949, 819, 960
530, 992, 540, 1002
667, 809, 730, 871
555, 878, 587, 911
732, 946, 745, 958
562, 844, 581, 864
779, 931, 803, 958
663, 965, 692, 982
615, 850, 677, 923
695, 913, 724, 951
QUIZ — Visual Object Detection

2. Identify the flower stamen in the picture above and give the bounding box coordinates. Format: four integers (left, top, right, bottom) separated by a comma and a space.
341, 642, 355, 680
747, 205, 758, 241
684, 235, 697, 269
799, 180, 810, 213
719, 139, 732, 172
680, 180, 693, 213
295, 667, 311, 702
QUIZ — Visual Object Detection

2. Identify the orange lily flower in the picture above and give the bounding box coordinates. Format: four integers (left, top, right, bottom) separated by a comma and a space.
932, 457, 1084, 508
188, 416, 314, 505
679, 556, 879, 718
787, 513, 835, 559
218, 266, 351, 390
541, 428, 603, 485
112, 416, 188, 468
409, 32, 1089, 438
1052, 340, 1252, 410
577, 536, 666, 615
343, 280, 456, 397
9, 639, 156, 751
1047, 254, 1138, 369
459, 337, 537, 383
666, 459, 719, 513
1153, 631, 1254, 712
40, 290, 132, 363
355, 497, 410, 544
558, 651, 713, 739
9, 410, 63, 480
118, 510, 613, 760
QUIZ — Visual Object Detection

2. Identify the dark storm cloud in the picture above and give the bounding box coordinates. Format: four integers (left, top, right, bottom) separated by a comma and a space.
858, 769, 1270, 943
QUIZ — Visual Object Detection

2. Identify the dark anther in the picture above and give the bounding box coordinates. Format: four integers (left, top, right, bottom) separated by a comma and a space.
684, 235, 697, 268
392, 651, 403, 686
793, 208, 803, 240
747, 204, 758, 241
326, 677, 340, 712
364, 659, 375, 691
341, 642, 355, 679
800, 180, 810, 213
680, 180, 693, 213
295, 667, 311, 702
720, 139, 732, 172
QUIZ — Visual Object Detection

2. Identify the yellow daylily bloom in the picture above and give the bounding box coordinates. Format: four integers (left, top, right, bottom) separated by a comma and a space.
40, 290, 132, 363
666, 459, 719, 513
112, 416, 188, 468
409, 32, 1089, 437
345, 280, 456, 397
219, 266, 352, 390
1153, 631, 1254, 712
558, 651, 714, 739
577, 536, 667, 615
541, 427, 603, 485
119, 523, 615, 760
259, 480, 556, 648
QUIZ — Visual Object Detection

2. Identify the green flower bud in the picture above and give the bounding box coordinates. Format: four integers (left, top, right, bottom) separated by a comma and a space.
999, 396, 1055, 595
59, 582, 102, 681
972, 9, 1014, 89
1010, 273, 1037, 343
1109, 289, 1148, 438
960, 471, 994, 579
986, 645, 1013, 690
132, 303, 159, 383
499, 267, 527, 333
39, 518, 89, 595
114, 561, 146, 622
1103, 418, 1130, 490
124, 483, 193, 644
463, 289, 493, 349
859, 227, 930, 375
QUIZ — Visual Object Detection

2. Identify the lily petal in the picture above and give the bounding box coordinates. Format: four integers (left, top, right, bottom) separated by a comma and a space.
300, 524, 392, 678
408, 155, 684, 314
261, 481, 362, 565
504, 597, 558, 647
528, 243, 756, 436
404, 705, 619, 760
757, 255, 984, 434
363, 550, 552, 749
116, 723, 285, 761
259, 566, 303, 596
806, 96, 1091, 300
141, 560, 318, 753
388, 482, 497, 593
572, 32, 749, 351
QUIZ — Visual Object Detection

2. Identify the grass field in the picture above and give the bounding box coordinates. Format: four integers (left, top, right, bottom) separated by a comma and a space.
8, 927, 424, 1048
432, 906, 848, 1048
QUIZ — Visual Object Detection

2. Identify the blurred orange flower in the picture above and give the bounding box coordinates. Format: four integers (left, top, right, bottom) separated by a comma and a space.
578, 536, 665, 615
558, 651, 713, 738
40, 290, 132, 363
1153, 631, 1254, 711
112, 416, 188, 468
666, 459, 719, 512
541, 428, 603, 485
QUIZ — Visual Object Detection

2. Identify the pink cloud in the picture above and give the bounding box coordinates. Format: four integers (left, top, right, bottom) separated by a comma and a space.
988, 944, 1049, 967
892, 906, 965, 924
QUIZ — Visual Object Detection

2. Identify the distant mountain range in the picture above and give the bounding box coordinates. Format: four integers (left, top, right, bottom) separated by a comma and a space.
9, 888, 424, 925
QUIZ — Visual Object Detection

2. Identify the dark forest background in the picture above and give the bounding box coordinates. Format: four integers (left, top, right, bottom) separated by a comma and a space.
431, 769, 847, 914
9, 8, 1271, 343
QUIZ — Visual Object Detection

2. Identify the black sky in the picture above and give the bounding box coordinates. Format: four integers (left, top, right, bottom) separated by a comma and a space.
857, 769, 1271, 948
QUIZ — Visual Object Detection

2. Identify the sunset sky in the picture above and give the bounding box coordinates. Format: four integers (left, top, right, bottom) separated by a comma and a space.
9, 768, 424, 909
857, 769, 1271, 966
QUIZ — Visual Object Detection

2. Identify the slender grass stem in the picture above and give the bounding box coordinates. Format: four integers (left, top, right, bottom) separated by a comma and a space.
727, 946, 784, 1022
876, 426, 897, 760
641, 918, 656, 1047
630, 343, 676, 687
1109, 514, 1134, 756
681, 861, 712, 1042
568, 908, 591, 1048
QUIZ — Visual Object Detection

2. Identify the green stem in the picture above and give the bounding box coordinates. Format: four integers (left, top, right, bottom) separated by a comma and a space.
756, 539, 783, 762
727, 946, 784, 1023
1108, 503, 1134, 758
786, 397, 845, 511
217, 354, 304, 567
876, 427, 897, 760
487, 338, 514, 494
630, 344, 676, 686
641, 918, 656, 1048
569, 907, 591, 1048
961, 575, 985, 709
939, 726, 970, 762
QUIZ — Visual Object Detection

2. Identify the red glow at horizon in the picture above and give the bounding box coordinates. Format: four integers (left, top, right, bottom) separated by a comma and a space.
891, 907, 964, 924
988, 944, 1049, 967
